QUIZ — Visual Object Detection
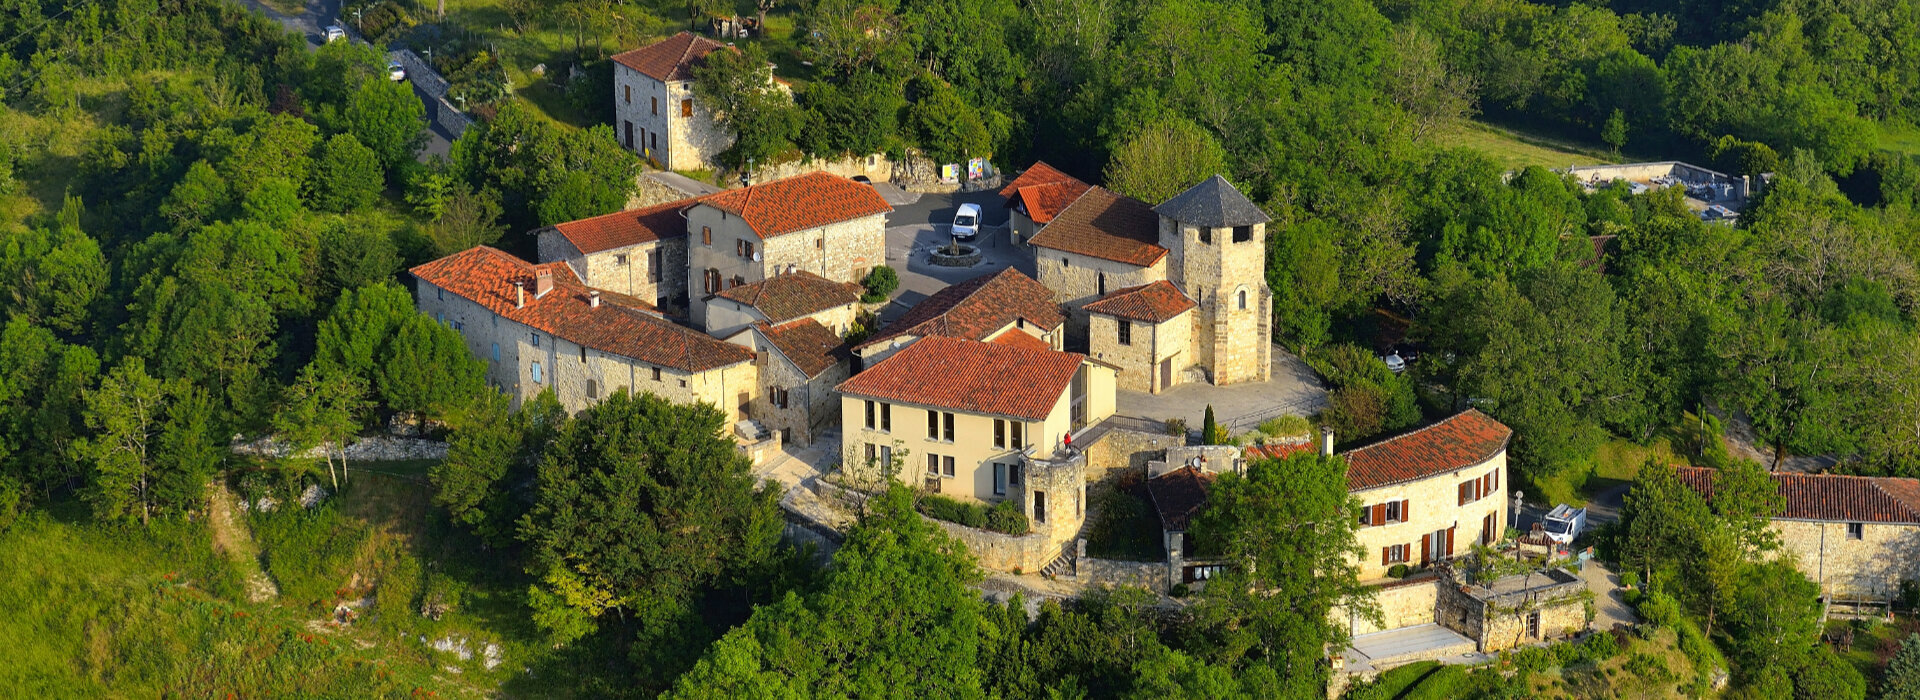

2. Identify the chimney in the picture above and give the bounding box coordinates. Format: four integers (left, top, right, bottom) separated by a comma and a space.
513, 281, 526, 309
534, 269, 554, 298
589, 290, 601, 308
1319, 426, 1335, 457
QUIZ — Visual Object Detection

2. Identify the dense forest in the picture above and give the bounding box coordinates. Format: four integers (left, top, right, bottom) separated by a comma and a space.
3, 0, 1920, 695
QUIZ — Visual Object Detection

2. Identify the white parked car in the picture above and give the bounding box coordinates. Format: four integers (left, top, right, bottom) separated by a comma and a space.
387, 62, 407, 82
324, 25, 347, 43
951, 203, 981, 240
1382, 352, 1406, 374
1543, 504, 1587, 545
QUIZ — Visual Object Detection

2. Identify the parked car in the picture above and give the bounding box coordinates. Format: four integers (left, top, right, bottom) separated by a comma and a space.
1543, 504, 1587, 545
851, 175, 873, 185
387, 62, 407, 82
951, 203, 981, 239
1382, 352, 1406, 374
324, 25, 347, 43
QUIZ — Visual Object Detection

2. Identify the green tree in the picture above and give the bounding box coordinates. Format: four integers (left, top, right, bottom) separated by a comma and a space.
425, 183, 506, 255
1188, 452, 1374, 695
1381, 24, 1477, 140
1103, 117, 1229, 205
273, 363, 371, 489
311, 133, 384, 212
1725, 559, 1822, 678
1884, 634, 1920, 700
0, 318, 99, 500
1602, 108, 1629, 153
693, 43, 801, 169
318, 219, 401, 296
75, 359, 168, 525
1201, 405, 1219, 445
340, 78, 426, 169
158, 160, 231, 228
666, 486, 983, 698
906, 74, 993, 166
377, 313, 486, 425
0, 217, 107, 336
315, 282, 415, 384
241, 178, 307, 227
214, 113, 321, 192
432, 389, 565, 547
520, 390, 783, 651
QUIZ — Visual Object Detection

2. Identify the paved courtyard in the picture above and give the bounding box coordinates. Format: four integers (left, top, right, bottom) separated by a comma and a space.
1341, 623, 1485, 673
1114, 348, 1329, 432
879, 223, 1034, 324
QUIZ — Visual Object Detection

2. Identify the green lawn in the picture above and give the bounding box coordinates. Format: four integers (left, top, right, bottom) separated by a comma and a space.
1432, 120, 1617, 172
1880, 120, 1920, 158
1531, 436, 1678, 509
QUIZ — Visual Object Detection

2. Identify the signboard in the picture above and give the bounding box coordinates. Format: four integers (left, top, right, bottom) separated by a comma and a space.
967, 157, 987, 180
941, 164, 960, 183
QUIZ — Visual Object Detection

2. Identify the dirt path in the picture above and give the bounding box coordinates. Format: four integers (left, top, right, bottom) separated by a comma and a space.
207, 482, 279, 603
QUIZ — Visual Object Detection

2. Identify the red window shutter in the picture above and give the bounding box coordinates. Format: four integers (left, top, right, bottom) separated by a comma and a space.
1420, 535, 1430, 565
1458, 481, 1471, 506
1446, 526, 1456, 555
1381, 547, 1389, 565
1402, 499, 1411, 522
1372, 504, 1387, 527
1493, 469, 1500, 491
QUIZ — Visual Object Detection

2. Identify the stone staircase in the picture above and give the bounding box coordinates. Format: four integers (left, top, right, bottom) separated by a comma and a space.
1040, 545, 1076, 578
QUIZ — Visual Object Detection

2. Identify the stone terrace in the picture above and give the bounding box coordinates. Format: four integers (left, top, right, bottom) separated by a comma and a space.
1113, 345, 1328, 432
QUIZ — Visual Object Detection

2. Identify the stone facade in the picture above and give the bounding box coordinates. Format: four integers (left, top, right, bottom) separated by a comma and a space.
1088, 309, 1191, 393
686, 205, 886, 326
730, 329, 849, 447
613, 63, 731, 171
1350, 450, 1508, 582
1774, 519, 1920, 602
1436, 567, 1589, 652
1157, 217, 1271, 385
414, 278, 757, 420
1034, 250, 1167, 332
929, 517, 1063, 574
537, 231, 689, 312
707, 296, 858, 340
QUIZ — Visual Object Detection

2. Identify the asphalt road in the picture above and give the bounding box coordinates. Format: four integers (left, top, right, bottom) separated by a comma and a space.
885, 189, 1012, 229
227, 0, 454, 162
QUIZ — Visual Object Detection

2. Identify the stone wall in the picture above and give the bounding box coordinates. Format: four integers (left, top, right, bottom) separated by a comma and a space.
930, 516, 1062, 574
1335, 577, 1440, 636
1774, 519, 1920, 601
749, 151, 947, 189
1156, 217, 1271, 386
1078, 556, 1168, 590
629, 171, 694, 209
1083, 427, 1182, 479
610, 68, 731, 171
1436, 567, 1589, 652
735, 332, 848, 447
1088, 309, 1191, 394
533, 235, 687, 313
1033, 250, 1167, 333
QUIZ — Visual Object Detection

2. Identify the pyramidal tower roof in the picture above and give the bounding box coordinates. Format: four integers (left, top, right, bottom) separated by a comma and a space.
1152, 175, 1270, 228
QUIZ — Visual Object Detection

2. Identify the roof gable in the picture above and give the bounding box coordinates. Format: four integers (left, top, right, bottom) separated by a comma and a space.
715, 270, 862, 323
697, 171, 892, 239
1027, 186, 1167, 267
611, 32, 729, 82
1153, 175, 1271, 228
835, 337, 1083, 420
547, 198, 694, 255
409, 247, 753, 373
1675, 467, 1920, 524
856, 268, 1064, 350
1084, 281, 1196, 323
756, 318, 850, 378
997, 161, 1087, 198
1148, 466, 1215, 531
1341, 409, 1513, 491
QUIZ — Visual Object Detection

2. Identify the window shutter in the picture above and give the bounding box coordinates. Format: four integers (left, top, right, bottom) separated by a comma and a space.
1420, 534, 1430, 565
1446, 526, 1456, 555
1381, 547, 1389, 565
1401, 499, 1411, 522
1371, 504, 1387, 527
1459, 482, 1471, 505
1492, 469, 1499, 491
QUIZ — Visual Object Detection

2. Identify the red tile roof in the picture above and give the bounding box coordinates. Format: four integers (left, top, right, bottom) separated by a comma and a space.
715, 270, 862, 323
1027, 186, 1167, 267
1675, 467, 1920, 524
1083, 281, 1195, 323
698, 171, 892, 239
410, 247, 752, 373
1148, 466, 1216, 531
547, 198, 694, 255
755, 318, 849, 378
835, 336, 1084, 421
1000, 163, 1094, 225
611, 32, 729, 82
1342, 409, 1512, 491
856, 268, 1064, 351
997, 161, 1086, 198
1244, 441, 1317, 462
988, 329, 1052, 351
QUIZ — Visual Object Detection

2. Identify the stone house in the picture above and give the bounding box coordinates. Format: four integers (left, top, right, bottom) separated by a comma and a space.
685, 172, 892, 327
611, 32, 733, 171
998, 161, 1090, 248
1021, 173, 1272, 387
1084, 281, 1195, 394
1436, 567, 1590, 652
704, 269, 863, 339
725, 318, 850, 447
535, 197, 693, 313
835, 336, 1117, 541
409, 246, 759, 422
1676, 467, 1920, 606
852, 268, 1065, 368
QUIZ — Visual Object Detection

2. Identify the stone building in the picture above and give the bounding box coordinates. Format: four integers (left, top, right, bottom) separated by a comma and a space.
1677, 467, 1920, 606
685, 172, 892, 327
998, 161, 1090, 248
535, 197, 693, 312
611, 32, 733, 171
852, 267, 1064, 368
725, 318, 851, 447
1020, 172, 1272, 387
835, 337, 1117, 541
409, 246, 758, 421
704, 269, 863, 339
1084, 281, 1195, 394
1435, 567, 1590, 652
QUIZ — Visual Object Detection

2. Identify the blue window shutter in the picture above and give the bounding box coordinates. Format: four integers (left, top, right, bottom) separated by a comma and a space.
531, 362, 542, 384
491, 343, 500, 361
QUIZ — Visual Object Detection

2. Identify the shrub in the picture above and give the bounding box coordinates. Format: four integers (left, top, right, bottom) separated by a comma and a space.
1510, 646, 1553, 672
984, 499, 1029, 535
1169, 583, 1190, 598
1675, 618, 1723, 672
1636, 590, 1682, 628
418, 570, 467, 620
1625, 653, 1673, 683
251, 503, 369, 604
860, 265, 899, 303
373, 544, 422, 624
1619, 570, 1640, 588
1583, 629, 1621, 660
1165, 417, 1189, 437
1387, 563, 1411, 579
918, 494, 986, 528
1259, 414, 1311, 439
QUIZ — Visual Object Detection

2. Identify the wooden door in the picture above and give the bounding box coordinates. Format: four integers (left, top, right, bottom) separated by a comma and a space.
1159, 358, 1173, 391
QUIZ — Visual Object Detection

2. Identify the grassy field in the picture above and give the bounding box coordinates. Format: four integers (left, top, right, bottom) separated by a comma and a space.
1432, 120, 1617, 172
1529, 435, 1678, 509
1355, 628, 1707, 699
1880, 120, 1920, 158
